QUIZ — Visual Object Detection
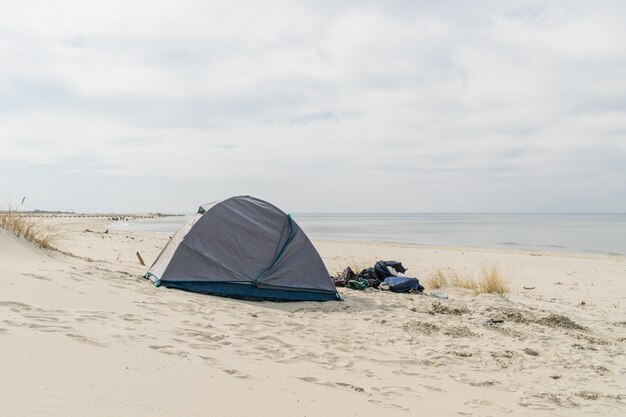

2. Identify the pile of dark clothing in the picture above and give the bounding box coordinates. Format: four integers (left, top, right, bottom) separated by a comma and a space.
332, 260, 424, 294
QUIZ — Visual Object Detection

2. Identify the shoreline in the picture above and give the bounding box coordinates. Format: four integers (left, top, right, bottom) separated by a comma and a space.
106, 220, 626, 261
310, 238, 626, 262
102, 213, 626, 259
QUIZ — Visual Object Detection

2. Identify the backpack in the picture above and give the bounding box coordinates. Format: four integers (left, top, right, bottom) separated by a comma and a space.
383, 276, 421, 293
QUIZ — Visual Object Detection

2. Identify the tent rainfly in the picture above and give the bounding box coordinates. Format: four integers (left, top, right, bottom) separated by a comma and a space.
145, 196, 339, 302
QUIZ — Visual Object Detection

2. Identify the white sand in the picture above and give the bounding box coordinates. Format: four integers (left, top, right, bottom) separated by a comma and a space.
1, 217, 625, 416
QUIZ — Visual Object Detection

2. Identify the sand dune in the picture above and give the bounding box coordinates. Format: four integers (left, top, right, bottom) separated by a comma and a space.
1, 218, 625, 416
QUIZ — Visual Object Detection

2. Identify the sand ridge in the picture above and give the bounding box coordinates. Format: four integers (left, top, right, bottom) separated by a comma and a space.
0, 217, 625, 416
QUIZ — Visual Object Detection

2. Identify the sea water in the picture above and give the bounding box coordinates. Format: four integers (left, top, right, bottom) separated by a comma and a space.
111, 213, 626, 256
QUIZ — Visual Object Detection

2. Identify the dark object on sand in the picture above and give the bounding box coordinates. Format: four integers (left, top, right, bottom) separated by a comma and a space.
347, 278, 369, 290
333, 267, 355, 287
524, 347, 539, 356
333, 260, 423, 293
374, 260, 407, 280
136, 251, 145, 266
383, 276, 421, 293
357, 267, 380, 288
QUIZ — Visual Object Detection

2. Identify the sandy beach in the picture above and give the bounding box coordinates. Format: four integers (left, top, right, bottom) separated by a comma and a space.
1, 216, 625, 416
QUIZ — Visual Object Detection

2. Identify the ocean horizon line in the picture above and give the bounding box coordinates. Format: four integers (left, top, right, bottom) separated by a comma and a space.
290, 212, 626, 216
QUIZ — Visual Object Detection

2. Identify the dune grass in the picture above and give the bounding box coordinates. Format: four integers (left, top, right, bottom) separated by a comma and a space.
427, 265, 509, 297
476, 265, 510, 297
450, 270, 479, 291
427, 268, 449, 289
0, 199, 60, 251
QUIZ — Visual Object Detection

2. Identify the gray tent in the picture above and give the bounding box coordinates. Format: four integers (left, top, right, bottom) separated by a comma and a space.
145, 196, 339, 301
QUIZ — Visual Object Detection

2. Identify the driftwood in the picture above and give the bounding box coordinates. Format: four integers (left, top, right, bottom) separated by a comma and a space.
136, 251, 145, 266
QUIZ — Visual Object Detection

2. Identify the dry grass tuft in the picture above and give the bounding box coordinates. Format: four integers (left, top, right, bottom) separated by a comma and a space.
427, 267, 477, 290
477, 265, 510, 297
0, 199, 60, 251
427, 268, 449, 289
426, 265, 509, 297
450, 270, 479, 291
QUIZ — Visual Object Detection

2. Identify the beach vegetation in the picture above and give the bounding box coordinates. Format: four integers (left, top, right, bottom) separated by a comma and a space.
427, 268, 449, 289
0, 198, 60, 251
450, 270, 479, 291
476, 264, 510, 297
427, 265, 509, 297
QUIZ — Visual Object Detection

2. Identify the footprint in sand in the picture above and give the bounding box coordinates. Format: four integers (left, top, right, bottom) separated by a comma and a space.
119, 313, 146, 324
0, 301, 33, 313
418, 384, 444, 392
222, 369, 253, 379
66, 333, 107, 347
297, 376, 336, 388
186, 342, 223, 350
112, 333, 155, 344
148, 344, 189, 357
464, 399, 512, 413
335, 381, 366, 393
248, 345, 285, 360
24, 314, 60, 323
21, 273, 52, 281
177, 328, 227, 343
283, 321, 305, 329
28, 323, 74, 332
298, 377, 371, 398
84, 310, 114, 320
199, 355, 220, 366
367, 399, 409, 411
392, 369, 434, 379
256, 334, 294, 348
372, 385, 422, 398
451, 373, 513, 391
148, 344, 173, 351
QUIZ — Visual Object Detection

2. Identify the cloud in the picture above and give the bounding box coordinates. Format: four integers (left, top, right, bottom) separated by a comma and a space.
0, 0, 625, 212
288, 111, 338, 125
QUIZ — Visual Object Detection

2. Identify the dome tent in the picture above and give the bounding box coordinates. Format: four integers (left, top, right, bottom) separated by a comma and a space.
145, 196, 339, 301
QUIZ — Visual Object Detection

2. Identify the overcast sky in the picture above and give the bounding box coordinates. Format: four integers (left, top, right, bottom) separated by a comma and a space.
1, 0, 625, 213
